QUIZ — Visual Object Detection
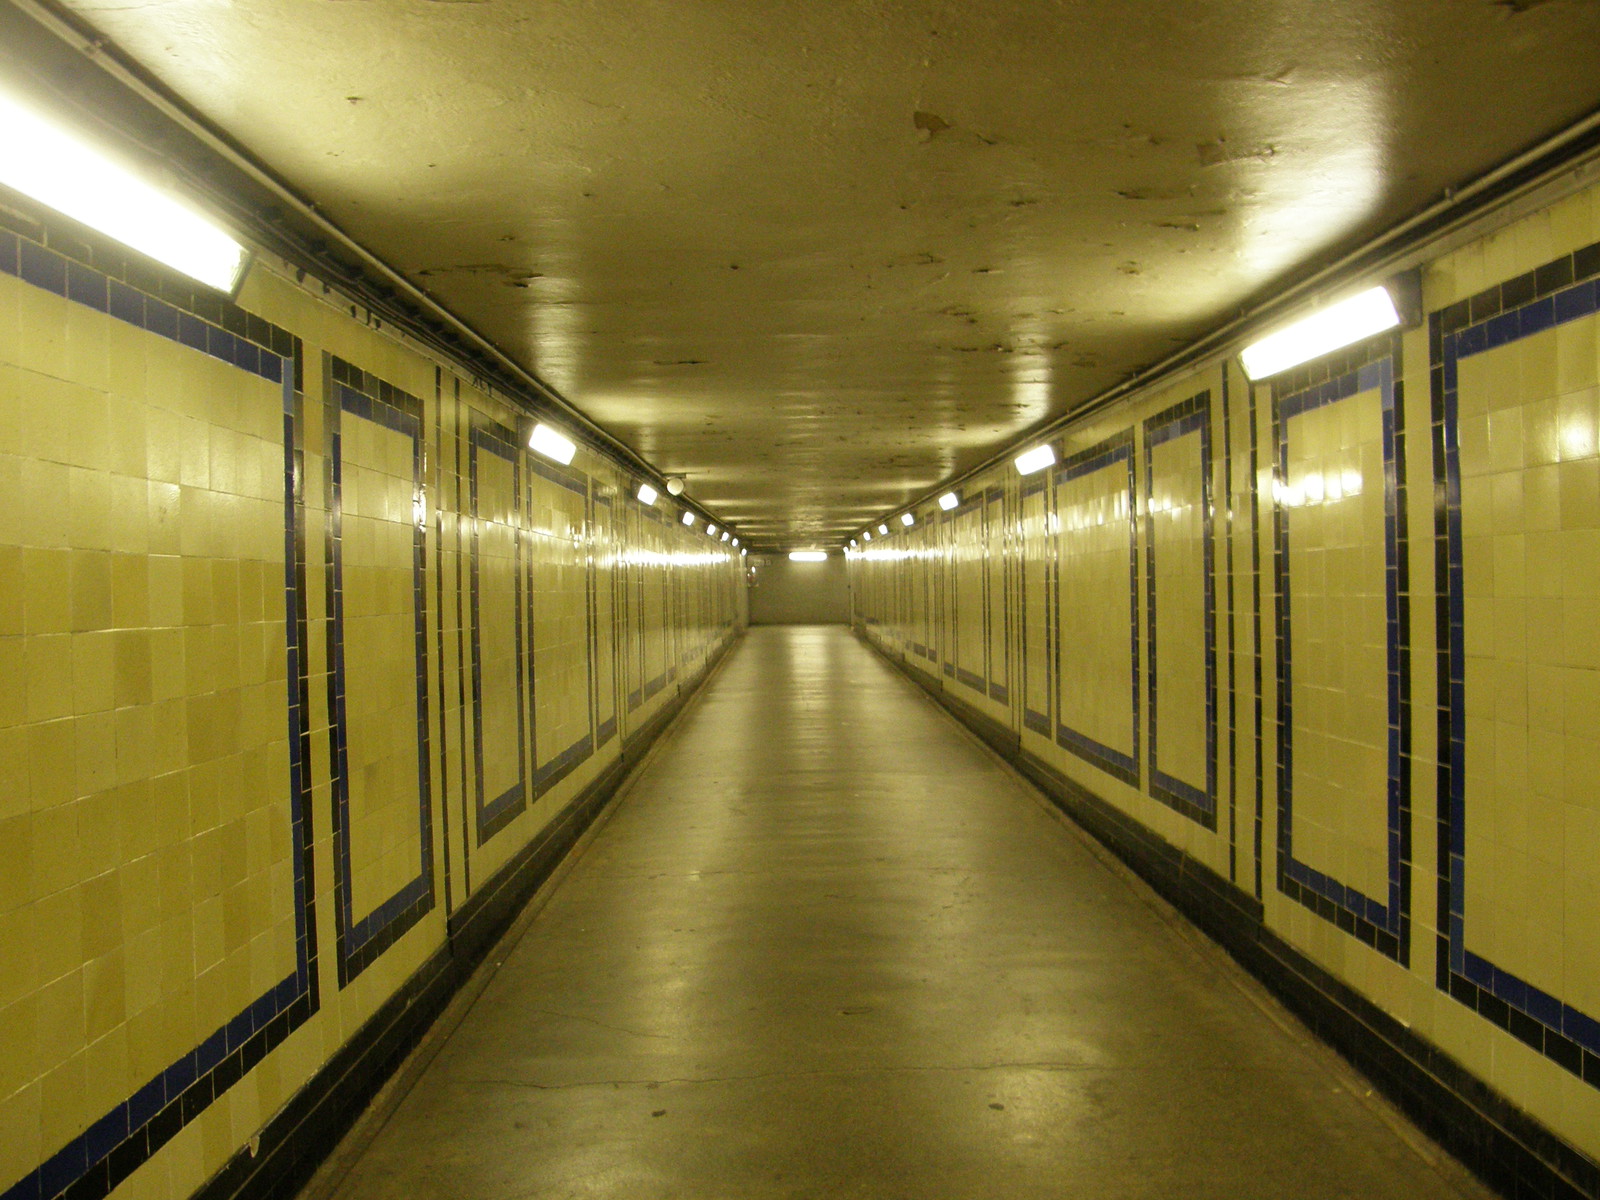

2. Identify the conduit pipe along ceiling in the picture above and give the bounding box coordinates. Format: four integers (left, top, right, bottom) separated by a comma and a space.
25, 0, 1600, 551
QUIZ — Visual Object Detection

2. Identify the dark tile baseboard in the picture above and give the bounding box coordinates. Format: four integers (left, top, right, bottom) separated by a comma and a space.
191, 631, 742, 1200
865, 631, 1599, 1200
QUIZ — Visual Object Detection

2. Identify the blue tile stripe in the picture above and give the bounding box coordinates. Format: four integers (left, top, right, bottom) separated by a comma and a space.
950, 496, 987, 697
0, 227, 316, 1200
1143, 392, 1218, 829
1273, 349, 1411, 964
1019, 477, 1051, 736
1432, 239, 1600, 1083
469, 419, 529, 845
326, 368, 436, 987
1053, 431, 1140, 787
985, 488, 1010, 703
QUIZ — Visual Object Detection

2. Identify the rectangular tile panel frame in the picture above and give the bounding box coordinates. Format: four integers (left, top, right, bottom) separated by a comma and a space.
1432, 241, 1600, 1082
0, 225, 318, 1200
1143, 392, 1219, 830
1272, 345, 1411, 964
326, 359, 436, 987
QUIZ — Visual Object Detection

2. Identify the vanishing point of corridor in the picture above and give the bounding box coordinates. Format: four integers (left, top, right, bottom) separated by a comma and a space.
310, 627, 1486, 1200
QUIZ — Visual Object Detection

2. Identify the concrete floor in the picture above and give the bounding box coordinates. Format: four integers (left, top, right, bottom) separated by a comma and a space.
310, 626, 1491, 1200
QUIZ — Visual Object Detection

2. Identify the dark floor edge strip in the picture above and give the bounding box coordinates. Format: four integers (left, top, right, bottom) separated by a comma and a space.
189, 631, 742, 1200
861, 632, 1599, 1200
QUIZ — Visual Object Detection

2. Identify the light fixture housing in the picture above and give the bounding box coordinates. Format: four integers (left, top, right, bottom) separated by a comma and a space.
900, 512, 914, 527
1239, 285, 1402, 380
0, 86, 251, 295
636, 483, 658, 506
682, 511, 695, 526
789, 551, 827, 562
665, 476, 686, 496
938, 491, 960, 511
530, 423, 577, 465
1015, 444, 1056, 475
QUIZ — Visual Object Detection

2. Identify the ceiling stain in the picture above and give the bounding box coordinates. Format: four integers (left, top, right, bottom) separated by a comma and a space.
59, 0, 1600, 547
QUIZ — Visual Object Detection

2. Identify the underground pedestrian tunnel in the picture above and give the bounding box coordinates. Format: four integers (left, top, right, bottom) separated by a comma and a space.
1, 2, 1600, 1198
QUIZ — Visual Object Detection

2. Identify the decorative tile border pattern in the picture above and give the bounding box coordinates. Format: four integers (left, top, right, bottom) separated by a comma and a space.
1053, 430, 1140, 787
1432, 239, 1600, 1083
1271, 340, 1411, 964
0, 226, 318, 1200
1143, 391, 1218, 829
326, 357, 436, 987
985, 487, 1010, 704
1020, 476, 1052, 737
469, 417, 528, 845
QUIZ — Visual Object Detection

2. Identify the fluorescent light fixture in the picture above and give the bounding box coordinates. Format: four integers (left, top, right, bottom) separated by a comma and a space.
0, 87, 250, 294
682, 511, 695, 526
529, 423, 576, 464
721, 531, 730, 542
877, 524, 889, 535
849, 539, 857, 547
731, 537, 739, 547
1239, 286, 1400, 380
938, 491, 959, 511
740, 548, 747, 557
863, 531, 871, 541
1015, 444, 1056, 475
707, 524, 718, 536
789, 551, 827, 562
636, 483, 658, 506
900, 512, 914, 527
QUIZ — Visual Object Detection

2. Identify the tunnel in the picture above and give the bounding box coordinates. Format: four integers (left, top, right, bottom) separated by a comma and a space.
1, 1, 1599, 1197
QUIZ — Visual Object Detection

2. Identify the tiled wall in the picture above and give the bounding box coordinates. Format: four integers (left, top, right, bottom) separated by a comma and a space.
0, 199, 743, 1200
853, 181, 1600, 1172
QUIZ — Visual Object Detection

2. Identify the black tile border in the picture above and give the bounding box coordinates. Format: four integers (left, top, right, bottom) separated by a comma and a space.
1270, 335, 1412, 966
0, 221, 318, 1200
1431, 237, 1600, 1084
324, 358, 436, 988
189, 629, 741, 1200
863, 629, 1599, 1200
1052, 429, 1141, 788
1142, 391, 1219, 830
469, 416, 529, 845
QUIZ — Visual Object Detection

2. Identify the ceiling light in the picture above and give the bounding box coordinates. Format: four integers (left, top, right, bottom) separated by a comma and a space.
707, 524, 717, 536
740, 548, 747, 557
529, 423, 576, 464
721, 531, 730, 541
1239, 285, 1401, 380
665, 476, 686, 496
731, 537, 739, 547
636, 483, 658, 506
0, 86, 250, 293
938, 492, 959, 511
900, 513, 914, 526
682, 511, 695, 526
1015, 444, 1056, 475
877, 524, 889, 535
863, 531, 871, 541
849, 539, 857, 547
789, 551, 827, 562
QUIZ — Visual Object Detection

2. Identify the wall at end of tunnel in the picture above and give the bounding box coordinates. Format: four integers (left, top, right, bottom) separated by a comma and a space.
748, 555, 850, 624
850, 178, 1600, 1200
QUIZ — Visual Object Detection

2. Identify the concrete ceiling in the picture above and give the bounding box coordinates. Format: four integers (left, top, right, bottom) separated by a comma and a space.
52, 0, 1600, 546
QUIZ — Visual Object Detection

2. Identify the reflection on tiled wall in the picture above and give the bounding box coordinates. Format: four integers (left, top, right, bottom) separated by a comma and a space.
0, 199, 742, 1200
853, 183, 1600, 1165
